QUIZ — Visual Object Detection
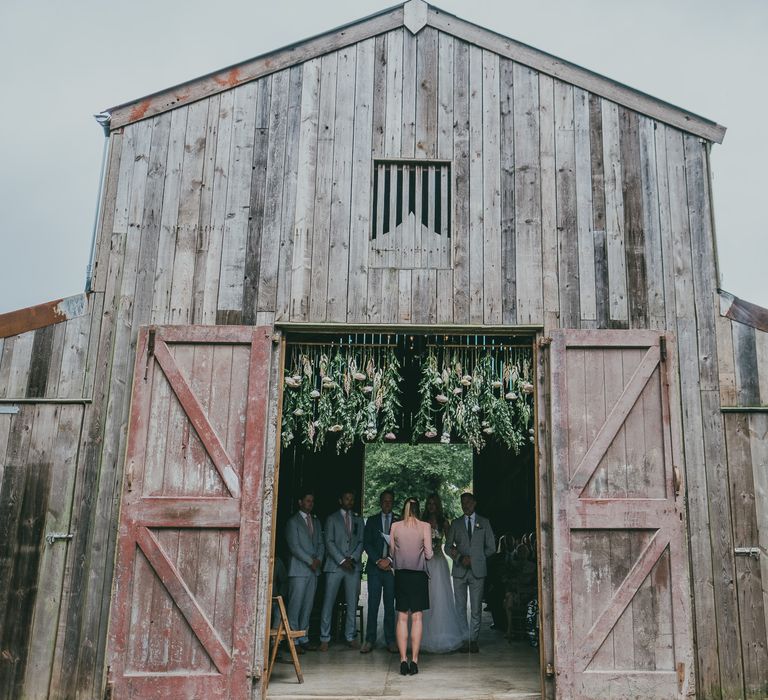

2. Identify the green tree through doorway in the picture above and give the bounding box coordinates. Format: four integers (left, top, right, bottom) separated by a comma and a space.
363, 444, 472, 519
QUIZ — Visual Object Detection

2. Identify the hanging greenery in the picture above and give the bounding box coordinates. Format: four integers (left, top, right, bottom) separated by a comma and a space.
281, 345, 403, 454
411, 345, 534, 454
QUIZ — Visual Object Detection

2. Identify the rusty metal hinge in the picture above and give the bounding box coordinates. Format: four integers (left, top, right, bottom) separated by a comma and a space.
677, 662, 685, 693
545, 662, 555, 678
144, 328, 156, 380
538, 336, 553, 348
103, 668, 113, 700
734, 547, 761, 559
659, 336, 667, 363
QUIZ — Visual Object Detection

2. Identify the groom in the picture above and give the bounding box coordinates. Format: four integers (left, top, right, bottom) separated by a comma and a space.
361, 489, 398, 653
445, 492, 495, 652
319, 489, 364, 650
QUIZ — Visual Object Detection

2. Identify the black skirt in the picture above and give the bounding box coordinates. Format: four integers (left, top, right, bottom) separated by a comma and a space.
394, 569, 430, 612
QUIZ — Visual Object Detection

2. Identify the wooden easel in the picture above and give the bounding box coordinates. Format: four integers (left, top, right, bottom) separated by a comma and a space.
265, 595, 305, 686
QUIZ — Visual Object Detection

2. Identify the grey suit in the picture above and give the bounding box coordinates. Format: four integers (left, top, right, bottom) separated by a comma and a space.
320, 509, 364, 642
445, 513, 495, 641
285, 511, 325, 645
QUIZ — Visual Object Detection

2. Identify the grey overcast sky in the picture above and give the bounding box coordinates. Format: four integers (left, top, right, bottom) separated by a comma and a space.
0, 0, 765, 314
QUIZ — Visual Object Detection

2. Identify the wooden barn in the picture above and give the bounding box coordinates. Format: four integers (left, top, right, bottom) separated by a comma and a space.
1, 2, 767, 698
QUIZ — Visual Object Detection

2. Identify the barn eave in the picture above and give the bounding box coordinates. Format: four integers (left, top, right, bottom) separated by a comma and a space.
101, 0, 726, 143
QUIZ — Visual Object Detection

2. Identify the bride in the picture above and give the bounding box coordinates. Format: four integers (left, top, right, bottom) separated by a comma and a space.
420, 493, 465, 653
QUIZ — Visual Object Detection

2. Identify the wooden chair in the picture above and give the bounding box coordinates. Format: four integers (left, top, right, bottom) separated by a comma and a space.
265, 595, 305, 687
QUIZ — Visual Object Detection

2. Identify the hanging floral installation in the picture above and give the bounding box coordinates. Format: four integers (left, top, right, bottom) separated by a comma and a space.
281, 344, 403, 453
412, 346, 534, 453
281, 338, 534, 454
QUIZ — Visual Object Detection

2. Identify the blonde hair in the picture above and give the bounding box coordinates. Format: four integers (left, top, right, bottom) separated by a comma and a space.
402, 497, 421, 526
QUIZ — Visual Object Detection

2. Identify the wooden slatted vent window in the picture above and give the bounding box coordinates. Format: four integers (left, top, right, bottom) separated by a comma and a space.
370, 159, 452, 269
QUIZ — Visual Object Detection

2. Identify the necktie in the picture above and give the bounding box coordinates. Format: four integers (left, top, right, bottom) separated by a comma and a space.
306, 513, 313, 537
382, 514, 390, 558
466, 516, 473, 541
345, 510, 351, 537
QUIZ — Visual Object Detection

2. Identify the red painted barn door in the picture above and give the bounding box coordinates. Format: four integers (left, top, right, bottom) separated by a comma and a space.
549, 330, 694, 699
107, 326, 273, 699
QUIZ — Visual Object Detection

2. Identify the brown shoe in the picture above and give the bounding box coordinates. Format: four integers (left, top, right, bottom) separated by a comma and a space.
295, 644, 305, 655
305, 642, 319, 651
319, 642, 329, 652
387, 642, 399, 654
469, 641, 479, 653
346, 639, 360, 649
459, 642, 471, 653
360, 642, 373, 653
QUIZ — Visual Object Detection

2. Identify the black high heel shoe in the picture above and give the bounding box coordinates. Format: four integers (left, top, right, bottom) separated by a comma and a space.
409, 661, 419, 675
400, 660, 409, 676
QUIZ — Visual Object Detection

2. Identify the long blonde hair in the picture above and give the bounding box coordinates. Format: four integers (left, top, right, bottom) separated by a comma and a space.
402, 497, 421, 526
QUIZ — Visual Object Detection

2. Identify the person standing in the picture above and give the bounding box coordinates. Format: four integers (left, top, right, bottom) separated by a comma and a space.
361, 490, 399, 654
390, 497, 433, 676
444, 492, 495, 653
319, 489, 364, 650
284, 491, 324, 652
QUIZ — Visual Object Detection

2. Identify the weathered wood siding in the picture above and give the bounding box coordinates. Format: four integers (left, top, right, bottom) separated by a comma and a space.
0, 22, 761, 700
715, 315, 768, 699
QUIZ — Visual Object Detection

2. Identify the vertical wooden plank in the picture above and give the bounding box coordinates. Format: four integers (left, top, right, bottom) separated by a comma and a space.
308, 52, 338, 323
385, 29, 404, 159
169, 100, 210, 325
666, 126, 722, 697
191, 94, 221, 324
26, 325, 55, 399
654, 123, 677, 334
57, 312, 91, 399
397, 269, 412, 323
539, 74, 558, 332
132, 112, 172, 335
22, 405, 83, 700
482, 50, 502, 325
733, 322, 760, 406
200, 92, 234, 324
412, 269, 437, 325
638, 117, 665, 331
6, 331, 35, 397
725, 413, 768, 697
574, 88, 596, 326
346, 41, 374, 324
381, 269, 400, 324
416, 26, 438, 159
619, 107, 648, 329
217, 81, 259, 322
326, 47, 356, 323
44, 322, 66, 399
151, 107, 188, 324
274, 67, 303, 323
452, 40, 470, 324
601, 101, 629, 325
499, 58, 516, 325
555, 81, 579, 329
0, 413, 11, 498
468, 45, 484, 324
242, 78, 273, 324
756, 329, 768, 403
0, 337, 14, 398
289, 60, 321, 321
588, 94, 609, 330
716, 314, 738, 406
401, 29, 417, 159
436, 34, 454, 323
81, 293, 105, 400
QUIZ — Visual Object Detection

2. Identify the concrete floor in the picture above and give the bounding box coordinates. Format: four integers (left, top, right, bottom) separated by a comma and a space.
266, 609, 542, 700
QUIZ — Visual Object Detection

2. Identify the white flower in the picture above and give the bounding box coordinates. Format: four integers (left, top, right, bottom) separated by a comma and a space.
310, 389, 320, 399
363, 385, 373, 394
522, 382, 535, 394
471, 404, 480, 413
483, 427, 494, 434
384, 432, 396, 441
291, 375, 302, 384
528, 428, 535, 435
435, 394, 449, 404
505, 391, 518, 401
491, 380, 502, 389
425, 430, 437, 439
529, 436, 535, 443
323, 380, 337, 389
353, 372, 366, 381
328, 424, 343, 432
453, 387, 463, 395
293, 408, 304, 416
440, 432, 451, 444
460, 375, 472, 386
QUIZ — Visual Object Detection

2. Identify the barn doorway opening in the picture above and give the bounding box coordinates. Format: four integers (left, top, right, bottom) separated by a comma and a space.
267, 331, 542, 698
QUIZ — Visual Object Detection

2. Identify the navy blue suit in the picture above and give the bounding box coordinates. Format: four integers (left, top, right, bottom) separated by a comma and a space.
363, 512, 398, 645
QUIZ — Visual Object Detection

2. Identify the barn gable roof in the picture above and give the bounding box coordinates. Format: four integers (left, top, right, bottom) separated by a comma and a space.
104, 0, 725, 142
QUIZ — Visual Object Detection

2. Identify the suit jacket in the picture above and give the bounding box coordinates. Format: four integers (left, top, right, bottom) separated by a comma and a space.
285, 511, 325, 578
363, 511, 399, 573
444, 513, 495, 579
323, 509, 364, 574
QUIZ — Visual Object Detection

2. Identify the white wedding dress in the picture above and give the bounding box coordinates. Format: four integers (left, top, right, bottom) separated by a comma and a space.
421, 528, 465, 653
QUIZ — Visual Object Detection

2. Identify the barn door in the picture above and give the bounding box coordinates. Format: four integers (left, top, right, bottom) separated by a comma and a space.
549, 330, 694, 699
107, 326, 273, 699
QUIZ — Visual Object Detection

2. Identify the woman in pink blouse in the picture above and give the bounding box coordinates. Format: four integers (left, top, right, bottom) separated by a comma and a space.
389, 497, 433, 675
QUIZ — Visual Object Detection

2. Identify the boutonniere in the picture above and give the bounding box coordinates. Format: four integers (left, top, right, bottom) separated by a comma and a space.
474, 522, 483, 530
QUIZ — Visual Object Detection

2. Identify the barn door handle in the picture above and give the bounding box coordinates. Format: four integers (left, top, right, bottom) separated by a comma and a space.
46, 532, 74, 546
673, 467, 681, 496
734, 547, 760, 559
